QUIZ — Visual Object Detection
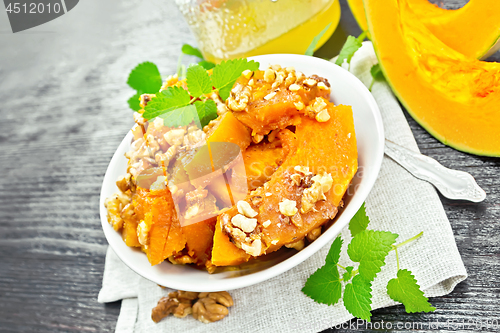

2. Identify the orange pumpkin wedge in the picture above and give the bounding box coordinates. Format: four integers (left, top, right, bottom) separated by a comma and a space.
211, 104, 358, 266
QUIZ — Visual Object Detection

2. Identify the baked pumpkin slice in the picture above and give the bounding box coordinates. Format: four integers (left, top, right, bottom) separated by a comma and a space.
211, 102, 358, 266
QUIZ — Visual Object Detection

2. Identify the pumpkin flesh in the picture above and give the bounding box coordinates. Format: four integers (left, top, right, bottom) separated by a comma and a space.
365, 0, 500, 156
349, 0, 500, 59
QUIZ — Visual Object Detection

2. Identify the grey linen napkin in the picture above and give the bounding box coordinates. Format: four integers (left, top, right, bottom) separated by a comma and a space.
98, 42, 467, 333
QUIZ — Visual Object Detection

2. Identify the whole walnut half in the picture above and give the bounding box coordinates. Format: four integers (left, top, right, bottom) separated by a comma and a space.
192, 292, 234, 323
151, 289, 234, 324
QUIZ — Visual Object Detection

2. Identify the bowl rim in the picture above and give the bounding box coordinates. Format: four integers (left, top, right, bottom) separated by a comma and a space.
99, 53, 385, 291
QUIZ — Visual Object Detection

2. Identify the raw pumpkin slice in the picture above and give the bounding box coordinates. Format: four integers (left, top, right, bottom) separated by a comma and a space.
211, 104, 358, 266
365, 0, 500, 156
349, 0, 500, 59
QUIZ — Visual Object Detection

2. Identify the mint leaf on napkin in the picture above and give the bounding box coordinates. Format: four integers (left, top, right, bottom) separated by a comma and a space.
387, 269, 436, 313
348, 230, 398, 281
302, 265, 342, 306
343, 275, 373, 321
349, 203, 370, 237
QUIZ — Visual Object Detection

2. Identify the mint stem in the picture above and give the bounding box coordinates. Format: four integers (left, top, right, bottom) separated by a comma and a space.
369, 78, 375, 91
393, 231, 424, 249
395, 247, 400, 271
337, 263, 347, 270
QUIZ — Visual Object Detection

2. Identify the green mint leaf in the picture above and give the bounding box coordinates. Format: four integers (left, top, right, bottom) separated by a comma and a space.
159, 104, 198, 128
326, 236, 343, 265
198, 60, 216, 70
305, 23, 332, 56
349, 203, 370, 237
182, 44, 204, 59
348, 230, 398, 281
344, 274, 373, 321
127, 62, 162, 94
343, 266, 355, 282
143, 86, 191, 120
387, 269, 436, 313
302, 265, 342, 306
335, 35, 363, 67
187, 64, 213, 98
370, 63, 384, 81
128, 92, 142, 111
212, 58, 260, 101
194, 99, 218, 128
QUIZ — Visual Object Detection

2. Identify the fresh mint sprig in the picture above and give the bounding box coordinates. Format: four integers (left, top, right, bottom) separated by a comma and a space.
369, 63, 384, 91
335, 31, 367, 70
141, 59, 259, 127
305, 23, 332, 56
302, 204, 434, 321
127, 62, 163, 111
181, 43, 216, 70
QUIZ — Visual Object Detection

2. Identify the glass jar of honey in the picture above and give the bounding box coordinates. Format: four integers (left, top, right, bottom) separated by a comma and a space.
175, 0, 341, 62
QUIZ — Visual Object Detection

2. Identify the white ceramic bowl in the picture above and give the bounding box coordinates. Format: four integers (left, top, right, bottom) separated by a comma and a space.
99, 54, 384, 292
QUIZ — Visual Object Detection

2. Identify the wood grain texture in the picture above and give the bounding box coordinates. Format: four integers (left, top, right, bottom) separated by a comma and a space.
0, 0, 498, 332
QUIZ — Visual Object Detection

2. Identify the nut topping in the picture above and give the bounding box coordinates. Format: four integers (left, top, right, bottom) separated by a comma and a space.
231, 214, 258, 233
236, 200, 258, 217
279, 199, 298, 217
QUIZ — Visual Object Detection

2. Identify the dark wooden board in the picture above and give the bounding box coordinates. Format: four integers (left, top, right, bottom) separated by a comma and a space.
0, 0, 498, 332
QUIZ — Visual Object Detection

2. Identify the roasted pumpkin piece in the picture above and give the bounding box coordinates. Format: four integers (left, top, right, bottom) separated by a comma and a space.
134, 188, 187, 266
243, 141, 284, 190
211, 104, 357, 266
204, 111, 252, 151
211, 214, 251, 266
229, 69, 331, 135
182, 216, 217, 265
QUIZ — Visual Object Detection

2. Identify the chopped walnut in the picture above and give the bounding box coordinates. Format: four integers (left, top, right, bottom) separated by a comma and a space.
300, 171, 333, 213
184, 188, 209, 219
263, 68, 276, 83
226, 83, 252, 112
236, 200, 258, 218
279, 199, 298, 217
231, 214, 257, 233
164, 128, 186, 146
168, 254, 196, 265
104, 192, 131, 230
303, 78, 317, 87
116, 173, 133, 193
285, 239, 305, 251
241, 239, 262, 256
306, 227, 322, 242
288, 83, 301, 92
